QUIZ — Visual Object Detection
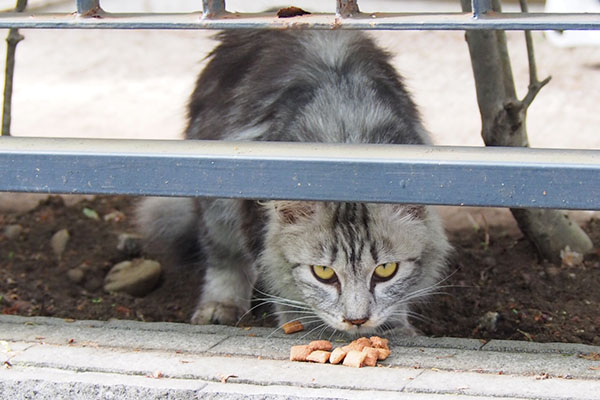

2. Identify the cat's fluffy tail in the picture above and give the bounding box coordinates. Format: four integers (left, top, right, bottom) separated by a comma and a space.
135, 197, 201, 265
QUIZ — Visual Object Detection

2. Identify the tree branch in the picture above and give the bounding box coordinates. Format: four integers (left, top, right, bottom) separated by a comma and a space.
459, 0, 593, 262
2, 0, 28, 136
519, 0, 552, 109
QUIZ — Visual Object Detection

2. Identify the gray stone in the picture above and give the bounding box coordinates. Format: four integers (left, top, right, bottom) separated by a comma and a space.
66, 268, 85, 284
104, 258, 161, 296
103, 210, 126, 222
50, 228, 70, 259
116, 232, 142, 256
478, 311, 501, 332
3, 224, 23, 240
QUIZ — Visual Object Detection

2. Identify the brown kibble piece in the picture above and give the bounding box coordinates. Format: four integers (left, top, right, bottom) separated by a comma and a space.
289, 336, 390, 366
362, 347, 379, 367
282, 320, 304, 334
290, 345, 312, 361
376, 347, 391, 360
306, 350, 331, 364
343, 350, 367, 368
329, 347, 347, 364
369, 336, 390, 350
343, 338, 369, 352
308, 340, 333, 351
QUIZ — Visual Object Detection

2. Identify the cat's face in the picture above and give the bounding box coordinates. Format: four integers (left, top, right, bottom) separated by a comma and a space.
262, 201, 449, 335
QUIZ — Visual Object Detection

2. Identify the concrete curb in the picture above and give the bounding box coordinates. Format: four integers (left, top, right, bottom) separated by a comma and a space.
1, 315, 599, 399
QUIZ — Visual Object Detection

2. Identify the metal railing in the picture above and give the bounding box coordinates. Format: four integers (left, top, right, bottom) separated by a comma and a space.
1, 0, 599, 210
0, 0, 598, 30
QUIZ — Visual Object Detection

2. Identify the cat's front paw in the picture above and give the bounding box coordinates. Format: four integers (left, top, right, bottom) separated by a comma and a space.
190, 301, 246, 325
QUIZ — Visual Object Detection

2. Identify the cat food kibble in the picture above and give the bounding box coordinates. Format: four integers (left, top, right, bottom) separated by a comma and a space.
329, 347, 347, 364
369, 336, 389, 349
361, 347, 379, 367
308, 340, 333, 351
342, 350, 368, 368
306, 350, 331, 364
289, 345, 312, 361
376, 347, 391, 360
282, 320, 305, 334
289, 336, 390, 368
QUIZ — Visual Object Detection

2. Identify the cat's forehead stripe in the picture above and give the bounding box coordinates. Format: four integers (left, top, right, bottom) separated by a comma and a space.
329, 202, 375, 273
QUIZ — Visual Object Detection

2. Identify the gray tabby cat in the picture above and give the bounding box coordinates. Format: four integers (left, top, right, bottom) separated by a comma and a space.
137, 30, 450, 336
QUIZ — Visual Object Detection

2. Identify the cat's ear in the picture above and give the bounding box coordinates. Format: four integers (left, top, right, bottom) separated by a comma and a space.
269, 201, 317, 224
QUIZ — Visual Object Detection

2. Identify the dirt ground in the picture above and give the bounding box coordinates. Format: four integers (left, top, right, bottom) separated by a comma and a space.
0, 195, 599, 345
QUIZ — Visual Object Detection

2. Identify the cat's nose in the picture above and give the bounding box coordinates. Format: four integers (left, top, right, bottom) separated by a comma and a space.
344, 317, 369, 326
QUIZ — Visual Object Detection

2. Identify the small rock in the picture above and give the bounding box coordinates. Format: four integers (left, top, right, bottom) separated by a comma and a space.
104, 259, 161, 297
478, 311, 501, 332
3, 224, 23, 240
67, 268, 85, 284
116, 233, 142, 256
104, 210, 125, 222
560, 246, 584, 268
482, 256, 497, 268
51, 229, 70, 259
546, 266, 561, 278
84, 277, 103, 292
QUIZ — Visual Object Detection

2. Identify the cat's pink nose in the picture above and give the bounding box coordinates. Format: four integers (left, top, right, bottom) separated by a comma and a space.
344, 317, 369, 326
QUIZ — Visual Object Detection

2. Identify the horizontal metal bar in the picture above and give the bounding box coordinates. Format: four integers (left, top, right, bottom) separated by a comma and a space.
0, 11, 599, 30
1, 137, 599, 210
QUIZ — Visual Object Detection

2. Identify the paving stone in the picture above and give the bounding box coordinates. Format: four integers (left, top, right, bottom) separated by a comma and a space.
405, 369, 600, 400
104, 258, 161, 296
1, 315, 599, 399
483, 339, 600, 355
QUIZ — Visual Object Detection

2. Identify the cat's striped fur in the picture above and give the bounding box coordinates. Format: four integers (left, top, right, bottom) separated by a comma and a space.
137, 30, 451, 336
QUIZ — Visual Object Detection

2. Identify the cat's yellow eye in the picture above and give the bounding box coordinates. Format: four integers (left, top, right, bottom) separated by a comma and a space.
374, 262, 398, 280
311, 265, 336, 282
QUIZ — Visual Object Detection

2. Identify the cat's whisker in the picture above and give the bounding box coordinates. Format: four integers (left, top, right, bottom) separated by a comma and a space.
327, 327, 340, 342
399, 280, 457, 304
235, 300, 273, 326
260, 309, 318, 324
268, 310, 316, 316
252, 288, 311, 307
390, 309, 433, 325
399, 289, 450, 305
317, 324, 330, 340
379, 321, 396, 334
267, 315, 322, 339
300, 322, 329, 340
253, 299, 312, 311
235, 294, 313, 326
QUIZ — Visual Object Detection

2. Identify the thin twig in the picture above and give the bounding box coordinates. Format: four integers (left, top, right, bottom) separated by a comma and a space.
2, 0, 28, 136
519, 0, 552, 108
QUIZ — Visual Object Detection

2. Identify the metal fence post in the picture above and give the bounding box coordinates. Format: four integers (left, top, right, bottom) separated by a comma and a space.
77, 0, 101, 15
202, 0, 226, 18
336, 0, 360, 17
471, 0, 492, 18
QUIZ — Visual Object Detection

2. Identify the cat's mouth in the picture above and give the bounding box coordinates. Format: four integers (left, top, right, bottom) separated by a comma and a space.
320, 316, 380, 335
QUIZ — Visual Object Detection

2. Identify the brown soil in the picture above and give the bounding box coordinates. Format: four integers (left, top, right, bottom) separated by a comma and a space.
1, 196, 599, 345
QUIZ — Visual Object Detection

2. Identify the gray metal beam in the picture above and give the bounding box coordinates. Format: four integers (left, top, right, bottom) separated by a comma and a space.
0, 11, 599, 30
1, 137, 599, 210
